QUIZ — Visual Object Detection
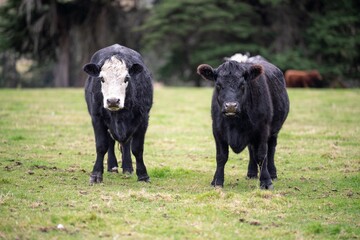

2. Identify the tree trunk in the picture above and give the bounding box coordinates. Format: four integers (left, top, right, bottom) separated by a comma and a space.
53, 34, 69, 87
0, 51, 20, 88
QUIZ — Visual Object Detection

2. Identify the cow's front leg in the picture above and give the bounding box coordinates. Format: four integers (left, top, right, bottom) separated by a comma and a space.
247, 144, 258, 179
255, 143, 273, 190
211, 138, 229, 187
132, 126, 150, 182
90, 120, 109, 184
107, 133, 119, 172
121, 140, 133, 175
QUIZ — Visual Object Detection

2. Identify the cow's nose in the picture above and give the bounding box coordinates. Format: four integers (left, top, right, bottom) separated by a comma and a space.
224, 102, 238, 112
107, 98, 120, 107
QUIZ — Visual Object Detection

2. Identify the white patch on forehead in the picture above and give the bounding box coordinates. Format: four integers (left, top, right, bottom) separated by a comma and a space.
100, 56, 128, 80
228, 53, 249, 63
99, 56, 129, 110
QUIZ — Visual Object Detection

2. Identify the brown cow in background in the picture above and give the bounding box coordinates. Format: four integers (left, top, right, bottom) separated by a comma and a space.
285, 70, 323, 88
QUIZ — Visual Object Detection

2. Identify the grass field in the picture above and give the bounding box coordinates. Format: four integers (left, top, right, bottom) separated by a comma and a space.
0, 87, 359, 239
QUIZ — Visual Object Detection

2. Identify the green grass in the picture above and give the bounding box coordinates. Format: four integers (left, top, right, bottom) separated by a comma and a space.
0, 88, 359, 239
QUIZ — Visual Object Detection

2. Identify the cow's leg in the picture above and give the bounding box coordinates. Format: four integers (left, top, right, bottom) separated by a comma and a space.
131, 126, 150, 182
255, 142, 273, 190
267, 135, 278, 180
211, 137, 229, 187
107, 135, 119, 172
247, 144, 258, 179
90, 119, 108, 184
121, 140, 133, 175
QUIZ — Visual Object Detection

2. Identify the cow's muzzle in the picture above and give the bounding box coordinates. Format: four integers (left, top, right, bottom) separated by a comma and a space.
106, 98, 121, 111
223, 102, 239, 116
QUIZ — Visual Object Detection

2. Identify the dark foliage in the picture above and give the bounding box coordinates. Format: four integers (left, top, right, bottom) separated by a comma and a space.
141, 0, 360, 86
0, 0, 359, 87
0, 0, 149, 87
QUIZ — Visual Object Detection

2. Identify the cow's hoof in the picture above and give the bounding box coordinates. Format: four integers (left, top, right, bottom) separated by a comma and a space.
270, 172, 277, 180
271, 175, 277, 181
247, 171, 258, 179
89, 172, 103, 185
260, 183, 274, 190
138, 174, 150, 182
122, 168, 133, 175
211, 179, 224, 188
247, 174, 258, 179
122, 171, 132, 179
108, 167, 119, 173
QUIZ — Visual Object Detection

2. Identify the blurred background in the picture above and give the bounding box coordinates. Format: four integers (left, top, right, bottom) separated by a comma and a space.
0, 0, 359, 88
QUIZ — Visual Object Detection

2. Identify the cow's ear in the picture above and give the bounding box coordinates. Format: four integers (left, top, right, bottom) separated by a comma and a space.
129, 63, 143, 76
197, 64, 216, 81
83, 63, 101, 77
245, 64, 263, 82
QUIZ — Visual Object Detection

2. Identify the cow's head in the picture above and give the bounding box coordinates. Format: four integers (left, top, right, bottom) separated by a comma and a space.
197, 61, 263, 117
83, 56, 143, 111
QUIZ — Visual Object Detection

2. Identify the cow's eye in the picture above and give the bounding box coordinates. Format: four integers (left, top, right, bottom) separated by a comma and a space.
216, 83, 223, 90
99, 77, 105, 83
240, 84, 245, 91
124, 75, 130, 83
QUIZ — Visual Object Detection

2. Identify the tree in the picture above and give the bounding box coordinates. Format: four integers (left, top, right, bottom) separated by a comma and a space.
265, 0, 360, 84
1, 0, 358, 87
0, 0, 150, 87
0, 50, 20, 88
140, 0, 360, 86
306, 0, 360, 82
256, 0, 319, 71
140, 0, 264, 86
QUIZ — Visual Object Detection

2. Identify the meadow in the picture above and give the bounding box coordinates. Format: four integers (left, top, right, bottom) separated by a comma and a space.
0, 87, 359, 239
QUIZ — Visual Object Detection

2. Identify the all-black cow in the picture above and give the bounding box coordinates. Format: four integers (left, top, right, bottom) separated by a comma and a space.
197, 59, 289, 189
83, 44, 153, 184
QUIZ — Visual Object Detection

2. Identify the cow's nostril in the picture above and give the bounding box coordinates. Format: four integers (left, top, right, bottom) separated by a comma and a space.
225, 102, 238, 108
224, 102, 238, 113
107, 98, 120, 107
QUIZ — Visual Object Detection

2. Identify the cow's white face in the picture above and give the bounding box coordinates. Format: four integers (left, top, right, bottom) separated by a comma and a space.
99, 56, 129, 111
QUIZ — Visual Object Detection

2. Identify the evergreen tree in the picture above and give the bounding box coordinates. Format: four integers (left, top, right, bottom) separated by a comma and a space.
306, 0, 360, 82
141, 0, 360, 86
0, 0, 150, 87
140, 0, 265, 86
1, 0, 358, 87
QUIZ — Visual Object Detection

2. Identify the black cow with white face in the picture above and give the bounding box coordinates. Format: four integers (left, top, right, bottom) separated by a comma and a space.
197, 60, 289, 189
83, 44, 153, 184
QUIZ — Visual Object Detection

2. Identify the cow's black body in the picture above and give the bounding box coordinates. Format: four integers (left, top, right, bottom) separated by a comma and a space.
197, 60, 289, 189
84, 44, 153, 184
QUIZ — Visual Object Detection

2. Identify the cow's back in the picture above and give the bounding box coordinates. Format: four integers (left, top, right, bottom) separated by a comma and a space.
256, 60, 289, 134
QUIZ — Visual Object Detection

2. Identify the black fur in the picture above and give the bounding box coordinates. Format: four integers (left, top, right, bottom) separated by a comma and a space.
84, 44, 153, 184
197, 60, 289, 189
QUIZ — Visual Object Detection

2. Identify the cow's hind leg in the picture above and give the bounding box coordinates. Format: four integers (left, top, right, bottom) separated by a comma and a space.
121, 141, 133, 175
90, 119, 108, 184
107, 134, 119, 173
247, 145, 258, 179
267, 135, 278, 180
255, 142, 273, 190
131, 126, 150, 182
